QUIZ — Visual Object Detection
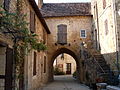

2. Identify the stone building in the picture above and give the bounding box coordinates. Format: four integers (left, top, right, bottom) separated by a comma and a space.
41, 3, 93, 82
53, 54, 76, 74
0, 0, 50, 90
91, 0, 120, 71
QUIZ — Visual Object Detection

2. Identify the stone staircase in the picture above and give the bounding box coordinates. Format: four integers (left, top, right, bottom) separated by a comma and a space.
93, 54, 110, 74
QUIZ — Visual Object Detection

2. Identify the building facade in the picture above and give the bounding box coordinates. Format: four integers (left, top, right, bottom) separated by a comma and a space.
91, 0, 120, 71
0, 0, 50, 90
41, 3, 93, 82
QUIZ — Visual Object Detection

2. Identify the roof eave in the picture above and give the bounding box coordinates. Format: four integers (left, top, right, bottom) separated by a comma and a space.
42, 15, 93, 18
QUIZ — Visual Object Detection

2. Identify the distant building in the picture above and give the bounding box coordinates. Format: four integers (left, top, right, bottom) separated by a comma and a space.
54, 53, 76, 74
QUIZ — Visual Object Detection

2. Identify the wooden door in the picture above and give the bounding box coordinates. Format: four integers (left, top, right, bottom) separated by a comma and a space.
66, 63, 71, 74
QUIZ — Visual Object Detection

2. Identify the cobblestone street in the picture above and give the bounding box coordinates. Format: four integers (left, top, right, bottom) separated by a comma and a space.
38, 75, 90, 90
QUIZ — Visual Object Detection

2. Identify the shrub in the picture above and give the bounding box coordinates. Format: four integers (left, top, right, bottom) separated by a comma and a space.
54, 67, 65, 75
73, 71, 77, 78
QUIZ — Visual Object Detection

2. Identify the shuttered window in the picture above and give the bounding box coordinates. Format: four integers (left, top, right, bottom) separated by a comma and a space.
30, 11, 35, 33
80, 30, 86, 38
33, 52, 37, 76
103, 0, 106, 9
57, 24, 67, 45
104, 19, 108, 35
4, 0, 10, 11
44, 56, 46, 73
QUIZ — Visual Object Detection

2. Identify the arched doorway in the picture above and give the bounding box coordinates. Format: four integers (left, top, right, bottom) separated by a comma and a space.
54, 53, 76, 73
48, 48, 81, 82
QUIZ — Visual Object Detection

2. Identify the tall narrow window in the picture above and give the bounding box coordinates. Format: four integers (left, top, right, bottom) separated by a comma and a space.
57, 24, 67, 45
80, 30, 86, 38
43, 29, 46, 44
30, 11, 35, 33
4, 0, 10, 11
103, 0, 106, 9
33, 52, 37, 76
104, 19, 108, 35
44, 56, 46, 73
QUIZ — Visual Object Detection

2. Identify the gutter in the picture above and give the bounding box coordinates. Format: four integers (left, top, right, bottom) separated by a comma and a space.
28, 0, 51, 34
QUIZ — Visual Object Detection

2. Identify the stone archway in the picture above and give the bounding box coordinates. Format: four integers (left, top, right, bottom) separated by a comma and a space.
48, 48, 81, 82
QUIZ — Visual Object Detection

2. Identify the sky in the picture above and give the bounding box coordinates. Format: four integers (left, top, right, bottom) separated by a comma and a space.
43, 0, 91, 3
35, 0, 91, 4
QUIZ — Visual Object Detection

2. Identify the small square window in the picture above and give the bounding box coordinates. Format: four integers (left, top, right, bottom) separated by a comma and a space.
80, 30, 86, 38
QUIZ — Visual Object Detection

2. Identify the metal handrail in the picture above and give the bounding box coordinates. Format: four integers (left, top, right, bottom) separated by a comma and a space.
82, 46, 106, 74
93, 56, 105, 73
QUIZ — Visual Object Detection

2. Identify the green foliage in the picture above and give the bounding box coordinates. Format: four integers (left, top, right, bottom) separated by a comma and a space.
54, 67, 65, 75
0, 6, 47, 52
73, 71, 77, 78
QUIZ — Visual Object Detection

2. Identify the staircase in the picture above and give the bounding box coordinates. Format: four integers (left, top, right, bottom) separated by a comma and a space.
93, 54, 110, 74
91, 50, 119, 85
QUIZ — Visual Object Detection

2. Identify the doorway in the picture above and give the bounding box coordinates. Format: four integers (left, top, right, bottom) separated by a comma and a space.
66, 63, 71, 74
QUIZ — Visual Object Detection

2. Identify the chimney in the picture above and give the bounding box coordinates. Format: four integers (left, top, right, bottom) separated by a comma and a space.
38, 0, 43, 9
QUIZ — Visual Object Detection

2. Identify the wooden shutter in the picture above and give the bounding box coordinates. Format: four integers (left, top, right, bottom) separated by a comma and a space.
104, 19, 108, 35
33, 52, 36, 75
57, 24, 67, 45
4, 0, 10, 11
5, 47, 13, 90
62, 25, 67, 44
30, 11, 35, 33
103, 0, 106, 9
44, 56, 46, 73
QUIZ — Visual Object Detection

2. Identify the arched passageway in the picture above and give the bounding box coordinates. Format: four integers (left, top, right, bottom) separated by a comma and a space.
48, 48, 81, 82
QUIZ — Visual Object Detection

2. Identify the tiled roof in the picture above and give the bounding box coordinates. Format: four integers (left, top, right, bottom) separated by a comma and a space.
41, 3, 92, 17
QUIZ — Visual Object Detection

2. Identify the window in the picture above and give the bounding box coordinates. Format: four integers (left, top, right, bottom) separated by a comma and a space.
103, 0, 106, 9
44, 56, 46, 73
4, 0, 10, 11
104, 19, 108, 35
57, 24, 67, 45
30, 11, 36, 33
33, 52, 37, 76
80, 30, 86, 38
43, 29, 46, 44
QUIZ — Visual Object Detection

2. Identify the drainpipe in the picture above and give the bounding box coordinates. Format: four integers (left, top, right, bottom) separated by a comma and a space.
96, 2, 100, 50
112, 0, 119, 71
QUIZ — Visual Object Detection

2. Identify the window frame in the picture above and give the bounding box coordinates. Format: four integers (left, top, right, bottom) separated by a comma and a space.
4, 0, 10, 11
30, 10, 36, 33
103, 0, 106, 9
104, 19, 108, 35
44, 56, 46, 73
33, 52, 37, 76
57, 24, 67, 45
80, 30, 86, 38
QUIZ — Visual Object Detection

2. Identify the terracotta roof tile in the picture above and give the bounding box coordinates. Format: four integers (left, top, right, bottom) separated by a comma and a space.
41, 3, 92, 17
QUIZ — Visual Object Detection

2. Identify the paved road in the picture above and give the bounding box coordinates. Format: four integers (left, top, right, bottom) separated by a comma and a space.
38, 75, 90, 90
